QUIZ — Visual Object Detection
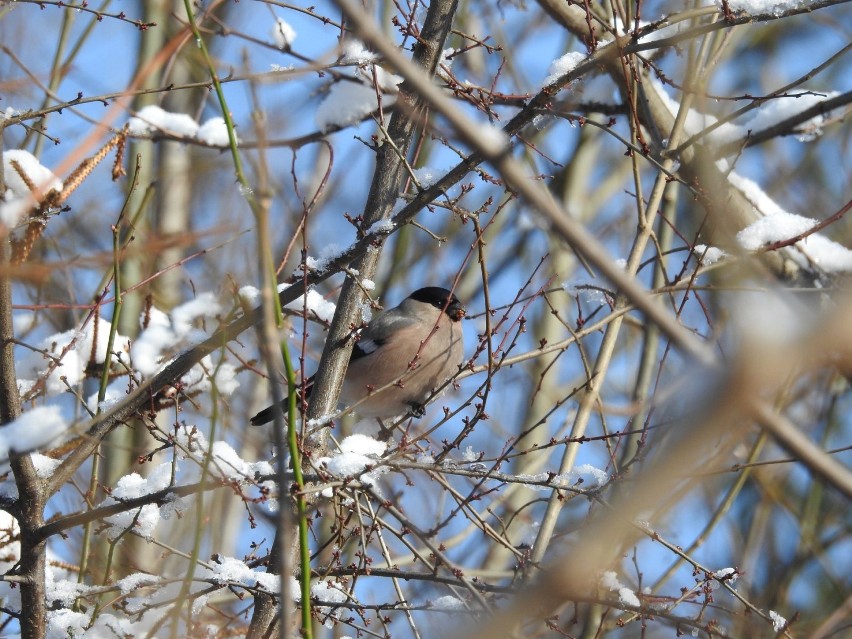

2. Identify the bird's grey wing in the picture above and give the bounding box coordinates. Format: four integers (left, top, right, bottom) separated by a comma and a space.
350, 309, 419, 361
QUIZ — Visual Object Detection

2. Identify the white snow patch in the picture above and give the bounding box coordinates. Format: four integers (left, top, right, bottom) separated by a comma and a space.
564, 279, 609, 305
318, 435, 388, 496
131, 293, 223, 377
238, 285, 261, 306
556, 463, 609, 487
413, 166, 440, 188
0, 406, 68, 459
181, 355, 241, 397
432, 595, 466, 610
1, 150, 63, 226
197, 117, 234, 146
600, 570, 640, 608
30, 453, 61, 478
769, 610, 787, 631
102, 462, 174, 541
18, 316, 130, 393
2, 149, 63, 199
128, 105, 199, 137
695, 244, 727, 265
367, 218, 395, 235
117, 572, 161, 595
316, 81, 386, 132
271, 18, 297, 48
286, 289, 337, 322
713, 567, 738, 582
724, 0, 810, 15
341, 40, 378, 65
651, 76, 840, 146
543, 51, 586, 87
312, 580, 349, 628
730, 171, 852, 273
47, 609, 89, 639
86, 383, 127, 414
357, 65, 403, 93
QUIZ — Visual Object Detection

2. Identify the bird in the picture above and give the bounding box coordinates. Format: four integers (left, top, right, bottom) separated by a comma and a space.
250, 286, 465, 425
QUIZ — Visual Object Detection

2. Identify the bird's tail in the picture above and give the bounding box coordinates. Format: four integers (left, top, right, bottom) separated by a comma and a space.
249, 379, 313, 425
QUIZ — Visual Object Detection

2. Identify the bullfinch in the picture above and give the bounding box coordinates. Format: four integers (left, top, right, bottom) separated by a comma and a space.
250, 286, 465, 425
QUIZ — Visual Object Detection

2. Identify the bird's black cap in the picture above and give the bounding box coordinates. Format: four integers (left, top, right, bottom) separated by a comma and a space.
409, 287, 465, 321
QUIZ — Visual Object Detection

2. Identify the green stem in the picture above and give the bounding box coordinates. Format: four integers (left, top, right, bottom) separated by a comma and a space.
165, 382, 219, 639
179, 1, 282, 313
180, 0, 246, 189
182, 4, 298, 634
281, 339, 313, 638
78, 166, 134, 605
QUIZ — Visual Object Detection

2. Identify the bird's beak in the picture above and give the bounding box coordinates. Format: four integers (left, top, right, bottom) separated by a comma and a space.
448, 300, 466, 321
